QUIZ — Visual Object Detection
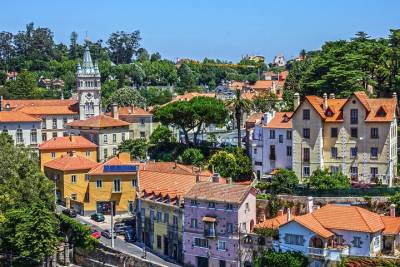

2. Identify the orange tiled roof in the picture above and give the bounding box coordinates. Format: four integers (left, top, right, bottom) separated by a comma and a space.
301, 92, 396, 123
294, 213, 334, 238
174, 92, 216, 101
3, 99, 78, 115
66, 115, 129, 128
44, 154, 98, 171
381, 216, 400, 235
39, 136, 97, 151
139, 171, 212, 199
105, 106, 152, 117
137, 161, 213, 177
0, 111, 41, 122
185, 182, 254, 204
229, 81, 247, 90
249, 80, 285, 91
265, 112, 293, 129
88, 157, 138, 175
255, 213, 295, 230
246, 113, 264, 124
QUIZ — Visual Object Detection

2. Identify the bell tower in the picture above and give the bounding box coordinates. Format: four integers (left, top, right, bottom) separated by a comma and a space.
77, 45, 101, 120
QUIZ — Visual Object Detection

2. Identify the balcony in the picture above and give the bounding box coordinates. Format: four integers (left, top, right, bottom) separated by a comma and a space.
307, 246, 349, 261
204, 228, 216, 238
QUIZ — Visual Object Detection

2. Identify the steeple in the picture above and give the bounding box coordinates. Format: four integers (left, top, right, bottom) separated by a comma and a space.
81, 46, 95, 74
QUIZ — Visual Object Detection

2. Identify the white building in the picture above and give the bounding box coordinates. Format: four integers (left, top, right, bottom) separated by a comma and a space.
250, 111, 293, 180
277, 201, 400, 266
0, 110, 42, 147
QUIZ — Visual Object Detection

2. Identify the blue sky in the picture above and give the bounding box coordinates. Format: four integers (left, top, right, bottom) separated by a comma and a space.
1, 0, 400, 62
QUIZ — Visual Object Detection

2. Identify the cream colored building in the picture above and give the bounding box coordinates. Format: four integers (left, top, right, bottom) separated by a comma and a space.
292, 91, 398, 186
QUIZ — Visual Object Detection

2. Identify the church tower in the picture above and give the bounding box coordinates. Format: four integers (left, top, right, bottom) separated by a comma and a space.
77, 45, 101, 120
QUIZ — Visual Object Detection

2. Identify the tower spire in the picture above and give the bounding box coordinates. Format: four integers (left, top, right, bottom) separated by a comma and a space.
82, 45, 95, 74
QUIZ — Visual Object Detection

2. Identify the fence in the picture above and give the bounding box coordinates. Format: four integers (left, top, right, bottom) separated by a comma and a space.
291, 186, 400, 197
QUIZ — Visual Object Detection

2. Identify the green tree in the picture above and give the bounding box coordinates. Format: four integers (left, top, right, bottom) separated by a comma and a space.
208, 150, 238, 178
181, 148, 204, 166
254, 250, 308, 267
308, 169, 351, 189
155, 96, 228, 144
58, 214, 98, 250
6, 69, 37, 99
177, 63, 196, 89
118, 139, 148, 160
257, 169, 299, 194
149, 125, 175, 144
150, 52, 161, 62
140, 87, 172, 106
0, 70, 6, 85
252, 92, 278, 113
106, 86, 146, 108
107, 30, 141, 64
226, 89, 252, 147
136, 47, 149, 62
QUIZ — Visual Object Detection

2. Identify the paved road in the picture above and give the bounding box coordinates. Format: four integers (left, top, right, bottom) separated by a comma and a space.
58, 206, 181, 267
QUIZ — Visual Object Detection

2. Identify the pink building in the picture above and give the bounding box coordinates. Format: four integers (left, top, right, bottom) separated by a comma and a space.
183, 181, 256, 267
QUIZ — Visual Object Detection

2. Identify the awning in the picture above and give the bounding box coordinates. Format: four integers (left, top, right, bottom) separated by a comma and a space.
202, 216, 217, 223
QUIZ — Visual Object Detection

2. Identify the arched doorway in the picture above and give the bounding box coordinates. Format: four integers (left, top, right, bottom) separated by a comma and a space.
309, 236, 324, 248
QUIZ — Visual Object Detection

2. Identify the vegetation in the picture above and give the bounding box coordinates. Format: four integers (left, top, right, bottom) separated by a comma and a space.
105, 86, 146, 109
118, 139, 148, 160
208, 147, 252, 181
254, 250, 309, 267
308, 169, 351, 190
284, 30, 400, 109
149, 125, 176, 144
257, 169, 299, 194
181, 148, 204, 166
155, 96, 228, 144
342, 257, 400, 267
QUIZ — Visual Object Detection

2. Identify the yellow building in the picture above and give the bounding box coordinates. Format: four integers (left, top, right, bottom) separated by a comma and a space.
43, 152, 99, 213
39, 135, 97, 170
86, 152, 138, 215
292, 91, 398, 186
136, 162, 216, 264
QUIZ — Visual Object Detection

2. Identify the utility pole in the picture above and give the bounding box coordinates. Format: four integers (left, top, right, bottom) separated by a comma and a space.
110, 201, 114, 248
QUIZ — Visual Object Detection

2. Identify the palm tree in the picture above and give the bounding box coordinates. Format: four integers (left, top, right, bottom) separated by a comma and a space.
226, 89, 252, 147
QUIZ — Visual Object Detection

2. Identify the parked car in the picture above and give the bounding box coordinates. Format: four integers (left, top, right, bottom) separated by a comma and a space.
119, 218, 136, 228
90, 229, 101, 239
114, 222, 129, 235
62, 208, 77, 218
124, 229, 136, 242
101, 229, 116, 239
91, 213, 105, 222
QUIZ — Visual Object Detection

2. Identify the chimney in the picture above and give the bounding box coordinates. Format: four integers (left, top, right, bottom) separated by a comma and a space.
196, 174, 200, 183
329, 93, 335, 99
287, 207, 291, 221
111, 103, 118, 119
393, 92, 397, 100
212, 173, 220, 183
390, 204, 396, 217
277, 209, 284, 216
174, 160, 177, 169
0, 96, 2, 112
294, 93, 300, 110
306, 196, 314, 214
323, 93, 328, 111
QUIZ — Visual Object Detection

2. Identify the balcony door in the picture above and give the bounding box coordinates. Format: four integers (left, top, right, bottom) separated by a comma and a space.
197, 256, 208, 267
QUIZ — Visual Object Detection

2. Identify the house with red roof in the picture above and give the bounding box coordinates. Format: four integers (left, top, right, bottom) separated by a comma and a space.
66, 114, 130, 162
263, 199, 400, 265
292, 91, 398, 186
249, 111, 293, 179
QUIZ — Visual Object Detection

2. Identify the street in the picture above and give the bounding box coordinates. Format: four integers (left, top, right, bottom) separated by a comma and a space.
58, 206, 181, 267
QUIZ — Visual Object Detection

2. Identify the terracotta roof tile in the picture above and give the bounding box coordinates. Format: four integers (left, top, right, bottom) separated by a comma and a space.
255, 213, 295, 230
381, 216, 400, 235
294, 213, 334, 238
265, 112, 293, 129
3, 99, 78, 115
184, 182, 254, 204
66, 115, 129, 128
44, 154, 98, 171
137, 161, 213, 177
246, 113, 264, 124
39, 136, 97, 151
299, 92, 396, 123
105, 106, 152, 117
0, 111, 41, 122
18, 105, 78, 115
88, 157, 138, 175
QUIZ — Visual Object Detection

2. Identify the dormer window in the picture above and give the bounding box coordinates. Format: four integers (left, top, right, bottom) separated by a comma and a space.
282, 114, 289, 122
376, 107, 387, 117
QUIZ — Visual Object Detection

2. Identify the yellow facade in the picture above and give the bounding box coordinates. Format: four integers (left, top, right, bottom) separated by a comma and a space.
40, 148, 97, 170
86, 173, 137, 215
139, 198, 183, 262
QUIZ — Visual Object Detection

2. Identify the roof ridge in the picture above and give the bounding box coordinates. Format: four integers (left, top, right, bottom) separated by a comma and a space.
355, 206, 374, 232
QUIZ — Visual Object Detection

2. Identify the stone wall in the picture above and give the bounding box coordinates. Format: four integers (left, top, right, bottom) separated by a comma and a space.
74, 243, 167, 267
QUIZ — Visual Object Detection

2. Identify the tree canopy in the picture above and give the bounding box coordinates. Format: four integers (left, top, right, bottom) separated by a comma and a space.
308, 169, 351, 190
257, 169, 299, 194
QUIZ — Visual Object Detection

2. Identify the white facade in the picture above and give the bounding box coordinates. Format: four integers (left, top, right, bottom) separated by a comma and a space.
1, 121, 42, 147
40, 115, 77, 141
250, 112, 293, 179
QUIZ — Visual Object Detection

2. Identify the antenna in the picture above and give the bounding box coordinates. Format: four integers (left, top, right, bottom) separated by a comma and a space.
84, 31, 90, 44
